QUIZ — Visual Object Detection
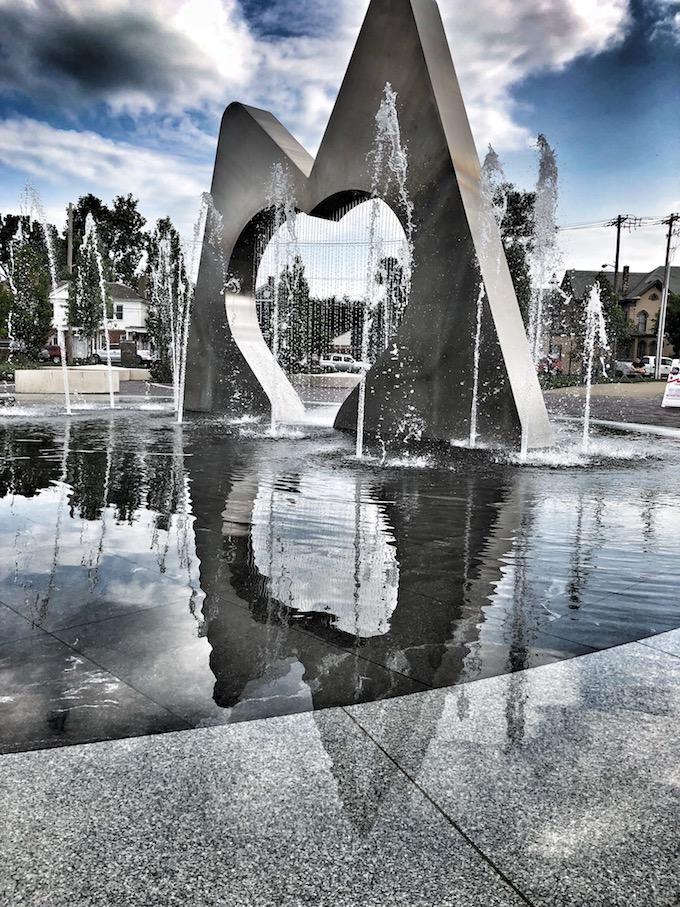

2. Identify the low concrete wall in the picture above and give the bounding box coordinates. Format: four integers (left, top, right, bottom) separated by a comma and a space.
79, 366, 151, 381
15, 368, 121, 395
293, 373, 362, 389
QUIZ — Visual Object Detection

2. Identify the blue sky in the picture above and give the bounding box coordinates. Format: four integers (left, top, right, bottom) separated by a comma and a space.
0, 0, 677, 271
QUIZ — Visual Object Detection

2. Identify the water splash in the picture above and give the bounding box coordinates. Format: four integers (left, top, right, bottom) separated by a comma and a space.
356, 82, 415, 458
21, 185, 71, 415
80, 214, 115, 409
528, 135, 559, 364
266, 164, 298, 433
148, 193, 221, 424
470, 146, 509, 448
582, 283, 610, 453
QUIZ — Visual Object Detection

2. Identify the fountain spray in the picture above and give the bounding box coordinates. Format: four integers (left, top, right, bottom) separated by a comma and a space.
80, 214, 115, 409
266, 164, 298, 434
357, 82, 414, 458
22, 186, 71, 415
582, 282, 610, 453
528, 135, 559, 365
470, 146, 508, 448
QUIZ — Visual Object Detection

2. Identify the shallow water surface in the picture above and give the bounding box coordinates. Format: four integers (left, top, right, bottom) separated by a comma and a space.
0, 411, 678, 752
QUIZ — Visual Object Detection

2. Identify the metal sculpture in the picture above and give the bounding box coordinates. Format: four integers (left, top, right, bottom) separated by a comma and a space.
185, 0, 553, 449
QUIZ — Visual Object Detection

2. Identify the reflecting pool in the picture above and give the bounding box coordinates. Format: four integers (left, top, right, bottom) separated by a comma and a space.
1, 411, 679, 752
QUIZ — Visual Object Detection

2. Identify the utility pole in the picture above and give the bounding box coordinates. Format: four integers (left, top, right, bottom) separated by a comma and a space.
66, 203, 74, 274
654, 213, 678, 379
611, 215, 627, 296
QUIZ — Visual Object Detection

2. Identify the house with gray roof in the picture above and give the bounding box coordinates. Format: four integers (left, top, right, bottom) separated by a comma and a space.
561, 265, 679, 361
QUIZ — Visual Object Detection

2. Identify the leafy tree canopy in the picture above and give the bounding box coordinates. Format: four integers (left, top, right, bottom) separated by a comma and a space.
664, 291, 680, 356
69, 194, 146, 287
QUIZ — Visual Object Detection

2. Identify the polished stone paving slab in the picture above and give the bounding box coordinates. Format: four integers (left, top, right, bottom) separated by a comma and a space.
347, 636, 680, 907
640, 626, 680, 658
0, 710, 527, 907
0, 624, 191, 753
51, 596, 428, 728
2, 635, 679, 905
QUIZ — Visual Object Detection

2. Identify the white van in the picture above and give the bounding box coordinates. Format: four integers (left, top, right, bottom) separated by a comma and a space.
318, 353, 368, 373
641, 356, 673, 378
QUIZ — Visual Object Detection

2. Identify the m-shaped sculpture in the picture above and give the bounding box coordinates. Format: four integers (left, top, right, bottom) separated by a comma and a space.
185, 0, 553, 450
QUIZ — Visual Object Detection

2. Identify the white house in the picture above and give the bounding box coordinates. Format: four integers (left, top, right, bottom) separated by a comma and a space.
49, 281, 150, 358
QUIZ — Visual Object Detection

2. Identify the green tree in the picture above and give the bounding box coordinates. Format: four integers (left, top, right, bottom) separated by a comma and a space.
145, 217, 189, 382
70, 195, 111, 257
0, 281, 11, 337
662, 292, 680, 356
11, 243, 52, 354
69, 216, 111, 353
497, 186, 535, 323
594, 271, 631, 357
108, 194, 146, 286
68, 194, 145, 286
277, 254, 310, 370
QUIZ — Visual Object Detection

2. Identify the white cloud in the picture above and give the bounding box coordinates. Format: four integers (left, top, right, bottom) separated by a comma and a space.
0, 0, 257, 116
559, 221, 679, 273
651, 0, 680, 40
0, 0, 633, 152
0, 117, 210, 237
438, 0, 631, 150
0, 0, 660, 262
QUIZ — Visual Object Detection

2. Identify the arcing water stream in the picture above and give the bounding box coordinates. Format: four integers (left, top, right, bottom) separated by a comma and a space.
528, 135, 559, 365
356, 82, 415, 458
470, 146, 509, 448
22, 185, 71, 415
581, 282, 610, 452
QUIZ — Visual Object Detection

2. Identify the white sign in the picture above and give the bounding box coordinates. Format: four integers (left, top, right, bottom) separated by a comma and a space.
661, 365, 680, 408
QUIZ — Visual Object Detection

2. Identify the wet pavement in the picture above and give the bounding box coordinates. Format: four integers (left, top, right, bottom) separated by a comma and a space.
545, 381, 680, 430
2, 630, 679, 906
0, 410, 679, 754
1, 408, 679, 906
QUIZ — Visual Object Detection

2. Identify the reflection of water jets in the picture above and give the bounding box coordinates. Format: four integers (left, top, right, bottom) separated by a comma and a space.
567, 492, 602, 612
32, 422, 71, 626
451, 475, 532, 703
503, 508, 533, 748
222, 468, 400, 638
640, 491, 657, 554
88, 420, 114, 591
230, 657, 313, 722
251, 472, 399, 637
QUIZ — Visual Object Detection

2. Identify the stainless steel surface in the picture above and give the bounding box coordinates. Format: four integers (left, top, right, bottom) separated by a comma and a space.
186, 0, 553, 449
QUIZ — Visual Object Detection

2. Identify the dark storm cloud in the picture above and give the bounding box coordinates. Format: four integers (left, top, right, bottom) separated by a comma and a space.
239, 0, 339, 37
0, 3, 209, 108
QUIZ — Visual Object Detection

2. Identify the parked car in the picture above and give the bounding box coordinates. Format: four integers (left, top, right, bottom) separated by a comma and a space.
319, 353, 369, 373
39, 344, 65, 364
0, 338, 25, 354
614, 359, 645, 378
135, 349, 159, 366
90, 346, 122, 364
537, 354, 563, 377
640, 355, 673, 378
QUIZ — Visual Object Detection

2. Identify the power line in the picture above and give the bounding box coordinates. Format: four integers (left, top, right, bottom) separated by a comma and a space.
558, 215, 666, 232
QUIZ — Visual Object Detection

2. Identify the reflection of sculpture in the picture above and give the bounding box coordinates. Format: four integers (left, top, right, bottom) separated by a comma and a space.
190, 444, 524, 714
246, 471, 399, 637
186, 0, 553, 449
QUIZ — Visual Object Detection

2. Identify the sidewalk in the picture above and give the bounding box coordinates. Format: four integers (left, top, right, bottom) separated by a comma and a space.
2, 629, 679, 906
545, 381, 680, 430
